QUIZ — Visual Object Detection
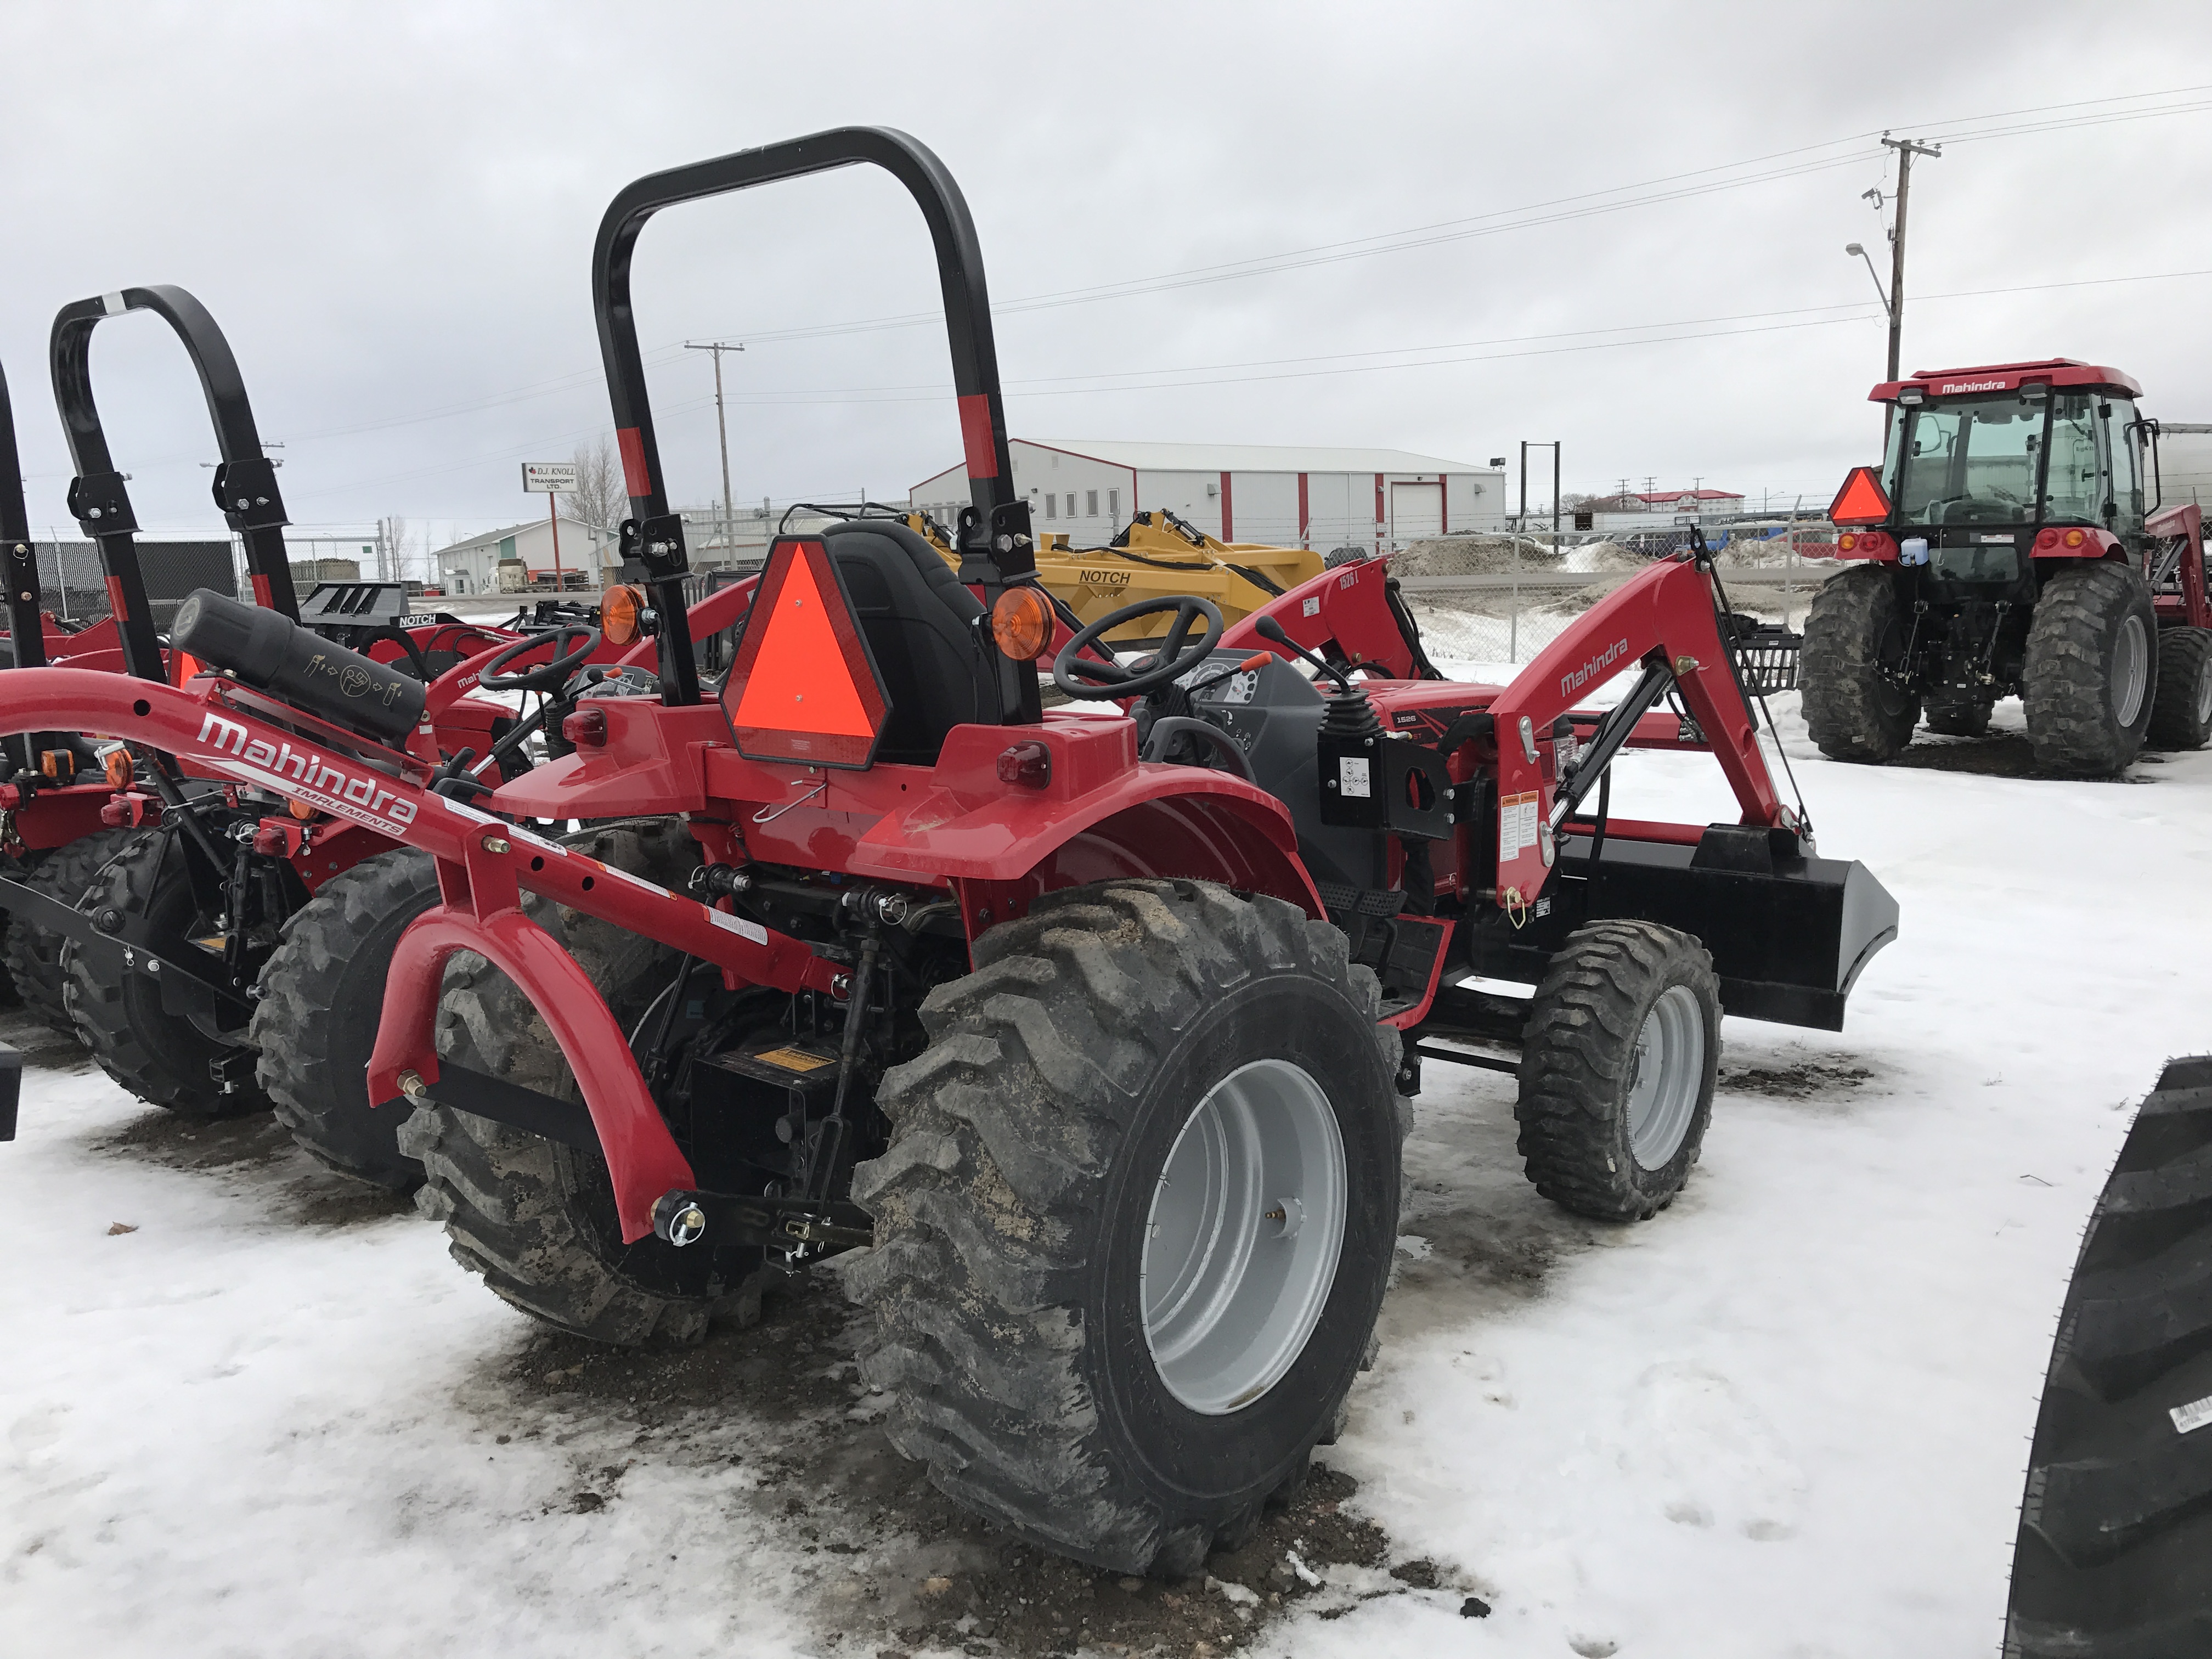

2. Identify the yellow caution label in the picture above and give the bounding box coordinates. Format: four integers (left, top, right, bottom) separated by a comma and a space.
754, 1046, 838, 1074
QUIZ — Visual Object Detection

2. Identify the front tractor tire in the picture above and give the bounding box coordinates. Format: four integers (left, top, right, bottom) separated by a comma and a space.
1801, 565, 1921, 763
398, 818, 772, 1347
849, 879, 1404, 1578
2147, 625, 2212, 751
2023, 560, 2158, 775
252, 849, 442, 1190
2, 829, 142, 1035
62, 830, 269, 1119
1515, 921, 1720, 1222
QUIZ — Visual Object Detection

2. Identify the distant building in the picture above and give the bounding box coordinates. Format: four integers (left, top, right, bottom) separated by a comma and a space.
911, 439, 1508, 552
432, 515, 619, 595
1587, 488, 1749, 534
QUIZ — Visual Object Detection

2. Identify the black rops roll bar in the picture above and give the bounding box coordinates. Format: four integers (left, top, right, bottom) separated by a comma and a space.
592, 127, 1042, 722
0, 360, 47, 673
50, 285, 302, 685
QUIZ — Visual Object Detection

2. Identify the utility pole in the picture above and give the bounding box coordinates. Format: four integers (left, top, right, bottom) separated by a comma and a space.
1878, 134, 1941, 382
685, 340, 744, 567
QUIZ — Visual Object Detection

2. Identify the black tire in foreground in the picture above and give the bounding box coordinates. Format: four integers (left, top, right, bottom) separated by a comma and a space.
849, 879, 1404, 1578
251, 848, 442, 1190
1801, 565, 1921, 763
1922, 696, 1994, 738
1, 830, 139, 1035
2146, 625, 2212, 752
398, 817, 774, 1346
62, 828, 268, 1118
2023, 560, 2159, 775
1515, 920, 1720, 1222
2005, 1056, 2212, 1657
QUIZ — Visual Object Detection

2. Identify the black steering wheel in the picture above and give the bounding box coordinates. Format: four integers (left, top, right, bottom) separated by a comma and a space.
478, 624, 602, 693
1053, 596, 1224, 700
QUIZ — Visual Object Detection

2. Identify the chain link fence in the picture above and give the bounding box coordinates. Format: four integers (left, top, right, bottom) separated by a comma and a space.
1383, 523, 1837, 674
32, 540, 239, 630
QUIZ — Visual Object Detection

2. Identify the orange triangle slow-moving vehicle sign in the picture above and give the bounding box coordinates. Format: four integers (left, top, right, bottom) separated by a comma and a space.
1829, 465, 1892, 526
721, 537, 890, 768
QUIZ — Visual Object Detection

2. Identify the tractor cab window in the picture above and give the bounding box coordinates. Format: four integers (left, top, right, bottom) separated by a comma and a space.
2042, 393, 2102, 525
1892, 392, 2041, 527
2103, 398, 2145, 534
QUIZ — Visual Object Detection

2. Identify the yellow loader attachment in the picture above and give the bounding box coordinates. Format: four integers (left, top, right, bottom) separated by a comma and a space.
906, 507, 1324, 644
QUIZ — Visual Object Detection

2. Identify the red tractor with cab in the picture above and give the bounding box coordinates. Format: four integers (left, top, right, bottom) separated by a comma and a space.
1804, 359, 2212, 774
0, 129, 1899, 1577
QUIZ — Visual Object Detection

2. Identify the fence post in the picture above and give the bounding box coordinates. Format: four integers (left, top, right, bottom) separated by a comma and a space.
1509, 533, 1520, 662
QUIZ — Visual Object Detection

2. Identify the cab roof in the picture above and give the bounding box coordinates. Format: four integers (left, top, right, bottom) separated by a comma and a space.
1869, 359, 2143, 401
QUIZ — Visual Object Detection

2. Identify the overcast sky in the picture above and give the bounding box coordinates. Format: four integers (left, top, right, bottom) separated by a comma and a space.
4, 1, 2210, 554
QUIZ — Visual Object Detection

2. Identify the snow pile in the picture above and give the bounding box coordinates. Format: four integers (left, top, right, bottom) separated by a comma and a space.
1391, 534, 1564, 577
5, 691, 2208, 1656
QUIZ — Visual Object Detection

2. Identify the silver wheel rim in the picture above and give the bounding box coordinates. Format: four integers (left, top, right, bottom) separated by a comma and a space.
2113, 613, 2149, 727
1627, 985, 1706, 1170
1142, 1059, 1346, 1415
2196, 652, 2212, 724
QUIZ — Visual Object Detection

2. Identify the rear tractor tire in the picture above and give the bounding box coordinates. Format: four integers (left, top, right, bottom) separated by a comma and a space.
61, 828, 268, 1118
2146, 625, 2212, 752
252, 849, 442, 1190
2004, 1057, 2212, 1656
398, 817, 772, 1346
2023, 560, 2158, 775
2, 830, 141, 1036
848, 878, 1405, 1578
1515, 920, 1720, 1222
1801, 565, 1921, 763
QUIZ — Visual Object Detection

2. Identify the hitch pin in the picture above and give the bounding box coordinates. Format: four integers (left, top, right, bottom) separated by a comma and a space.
752, 780, 827, 824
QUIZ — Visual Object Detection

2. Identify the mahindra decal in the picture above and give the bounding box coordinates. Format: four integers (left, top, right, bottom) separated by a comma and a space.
1936, 379, 2008, 394
194, 712, 418, 830
1560, 637, 1632, 698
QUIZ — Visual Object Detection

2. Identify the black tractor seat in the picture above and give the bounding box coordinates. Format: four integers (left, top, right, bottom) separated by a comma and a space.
819, 519, 1001, 765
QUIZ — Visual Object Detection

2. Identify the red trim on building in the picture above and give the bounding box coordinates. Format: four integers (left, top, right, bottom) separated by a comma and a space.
958, 396, 998, 479
1374, 473, 1385, 553
1296, 472, 1310, 545
1219, 471, 1233, 541
616, 427, 651, 498
1439, 475, 1448, 535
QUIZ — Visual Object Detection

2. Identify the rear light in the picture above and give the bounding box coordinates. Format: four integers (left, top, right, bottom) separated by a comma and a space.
1838, 533, 1857, 552
39, 749, 74, 782
2063, 528, 2087, 549
990, 586, 1053, 662
996, 739, 1052, 788
562, 707, 608, 748
101, 745, 132, 789
2035, 528, 2060, 551
599, 584, 645, 646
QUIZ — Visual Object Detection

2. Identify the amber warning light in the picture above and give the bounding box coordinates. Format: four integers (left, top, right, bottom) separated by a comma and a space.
1829, 466, 1892, 526
720, 538, 890, 769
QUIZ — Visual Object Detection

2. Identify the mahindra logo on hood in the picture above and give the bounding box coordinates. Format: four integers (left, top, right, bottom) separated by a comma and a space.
1560, 637, 1632, 698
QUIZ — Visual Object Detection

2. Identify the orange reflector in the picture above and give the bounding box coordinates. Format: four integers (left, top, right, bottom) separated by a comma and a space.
600, 583, 643, 646
39, 749, 72, 781
2064, 528, 2087, 548
1828, 465, 1892, 526
104, 747, 132, 789
721, 537, 890, 769
991, 586, 1052, 662
1838, 533, 1857, 552
289, 798, 318, 822
168, 648, 204, 687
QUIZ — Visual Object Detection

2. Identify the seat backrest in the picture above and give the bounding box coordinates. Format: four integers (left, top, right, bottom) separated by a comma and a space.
821, 520, 1001, 765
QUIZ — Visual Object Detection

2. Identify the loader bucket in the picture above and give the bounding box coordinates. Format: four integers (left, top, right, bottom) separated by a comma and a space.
1463, 823, 1899, 1032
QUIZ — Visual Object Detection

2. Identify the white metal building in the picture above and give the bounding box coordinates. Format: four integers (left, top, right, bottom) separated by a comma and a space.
911, 441, 1506, 552
432, 515, 620, 595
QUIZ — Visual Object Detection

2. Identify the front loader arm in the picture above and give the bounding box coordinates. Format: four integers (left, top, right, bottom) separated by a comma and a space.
1485, 554, 1782, 905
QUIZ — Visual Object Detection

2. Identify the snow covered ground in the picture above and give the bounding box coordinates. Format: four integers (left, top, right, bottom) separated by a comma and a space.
4, 680, 2207, 1658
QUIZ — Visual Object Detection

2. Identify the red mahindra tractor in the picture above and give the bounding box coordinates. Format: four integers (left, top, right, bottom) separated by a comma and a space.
1803, 359, 2212, 775
0, 129, 1898, 1576
0, 286, 648, 1185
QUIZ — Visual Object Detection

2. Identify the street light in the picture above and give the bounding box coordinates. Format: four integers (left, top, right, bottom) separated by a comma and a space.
1843, 242, 1891, 315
